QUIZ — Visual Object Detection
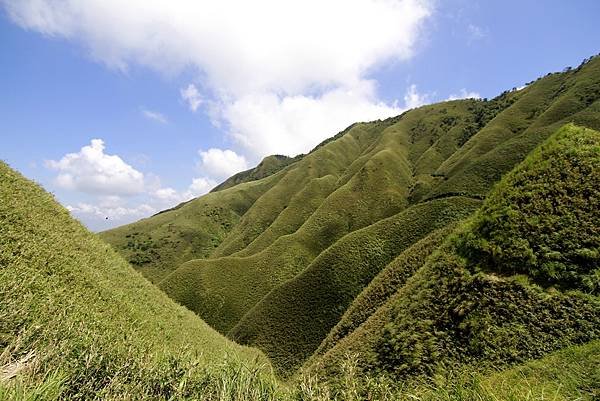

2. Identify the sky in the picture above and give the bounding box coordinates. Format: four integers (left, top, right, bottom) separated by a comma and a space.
1, 0, 599, 231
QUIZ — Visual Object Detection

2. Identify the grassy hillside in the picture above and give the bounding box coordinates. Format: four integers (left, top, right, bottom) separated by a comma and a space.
4, 167, 597, 399
3, 58, 600, 400
230, 196, 481, 373
0, 162, 273, 399
100, 174, 280, 283
308, 124, 600, 380
313, 224, 457, 359
101, 55, 600, 382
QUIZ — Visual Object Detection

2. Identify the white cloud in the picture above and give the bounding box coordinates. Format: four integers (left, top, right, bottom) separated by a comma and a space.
64, 175, 216, 227
45, 138, 223, 229
403, 84, 430, 109
67, 202, 156, 220
197, 148, 248, 180
222, 81, 410, 156
151, 176, 216, 205
446, 89, 481, 101
188, 177, 216, 195
142, 109, 168, 123
46, 139, 145, 196
180, 84, 203, 112
152, 187, 180, 202
3, 0, 430, 94
13, 1, 437, 228
3, 0, 432, 158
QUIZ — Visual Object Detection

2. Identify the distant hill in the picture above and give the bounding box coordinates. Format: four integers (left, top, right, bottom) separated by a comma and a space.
100, 55, 600, 382
211, 154, 302, 192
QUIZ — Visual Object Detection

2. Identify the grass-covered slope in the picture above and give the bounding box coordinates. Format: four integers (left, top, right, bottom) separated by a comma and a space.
0, 162, 270, 399
313, 224, 457, 360
102, 56, 600, 379
99, 174, 279, 283
157, 118, 416, 330
309, 124, 600, 379
157, 100, 498, 335
230, 196, 481, 373
7, 164, 597, 400
430, 58, 600, 200
457, 124, 600, 292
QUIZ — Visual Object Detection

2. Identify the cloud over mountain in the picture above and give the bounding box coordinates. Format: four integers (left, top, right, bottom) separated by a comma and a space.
46, 139, 145, 196
3, 0, 432, 157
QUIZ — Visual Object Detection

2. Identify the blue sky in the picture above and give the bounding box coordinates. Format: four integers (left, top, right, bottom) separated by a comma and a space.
1, 0, 599, 231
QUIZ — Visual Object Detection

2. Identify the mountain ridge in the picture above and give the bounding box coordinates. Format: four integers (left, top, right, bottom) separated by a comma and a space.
100, 55, 600, 380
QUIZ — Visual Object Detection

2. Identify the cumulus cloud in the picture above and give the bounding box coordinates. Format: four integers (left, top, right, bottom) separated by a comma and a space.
222, 82, 409, 156
66, 202, 156, 220
46, 139, 145, 196
197, 148, 248, 180
142, 109, 168, 123
45, 138, 221, 229
446, 88, 481, 101
2, 0, 430, 94
65, 175, 216, 227
188, 177, 217, 195
3, 0, 432, 158
12, 1, 437, 228
152, 177, 216, 205
180, 84, 203, 112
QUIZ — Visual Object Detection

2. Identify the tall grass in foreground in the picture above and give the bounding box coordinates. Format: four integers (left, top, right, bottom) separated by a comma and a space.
2, 342, 598, 400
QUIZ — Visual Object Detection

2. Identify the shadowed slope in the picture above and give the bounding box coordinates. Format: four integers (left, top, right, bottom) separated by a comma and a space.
313, 224, 457, 360
230, 196, 481, 373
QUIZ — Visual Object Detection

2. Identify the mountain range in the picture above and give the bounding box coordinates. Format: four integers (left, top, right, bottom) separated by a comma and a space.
1, 55, 599, 400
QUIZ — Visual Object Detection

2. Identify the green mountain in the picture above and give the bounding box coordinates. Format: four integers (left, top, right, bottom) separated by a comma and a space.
306, 123, 600, 380
101, 56, 600, 378
211, 154, 302, 193
3, 56, 599, 400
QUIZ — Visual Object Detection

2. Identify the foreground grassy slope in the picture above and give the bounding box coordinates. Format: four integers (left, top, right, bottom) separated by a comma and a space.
471, 340, 600, 400
309, 124, 600, 380
0, 162, 271, 399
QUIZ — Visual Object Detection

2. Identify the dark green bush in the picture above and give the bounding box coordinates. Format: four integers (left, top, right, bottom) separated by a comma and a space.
457, 124, 600, 292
